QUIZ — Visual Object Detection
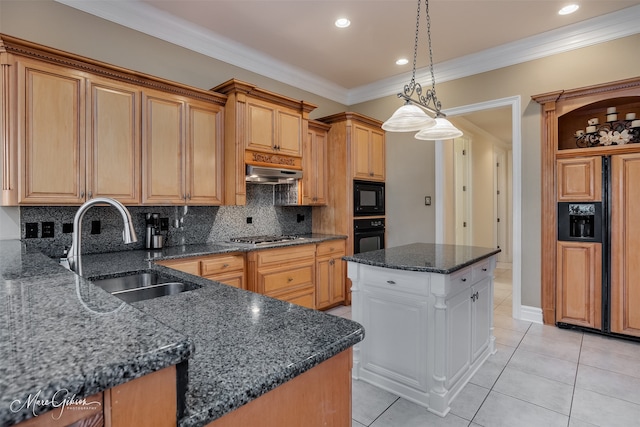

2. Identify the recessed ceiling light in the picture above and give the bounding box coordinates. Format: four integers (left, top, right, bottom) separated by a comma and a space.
558, 4, 579, 15
335, 18, 351, 28
396, 58, 409, 66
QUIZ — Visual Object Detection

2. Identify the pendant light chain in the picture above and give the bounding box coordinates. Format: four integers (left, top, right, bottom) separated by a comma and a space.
382, 0, 463, 138
410, 0, 421, 85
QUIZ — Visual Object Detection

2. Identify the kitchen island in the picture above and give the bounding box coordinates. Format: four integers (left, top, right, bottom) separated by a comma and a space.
344, 243, 500, 417
0, 236, 363, 427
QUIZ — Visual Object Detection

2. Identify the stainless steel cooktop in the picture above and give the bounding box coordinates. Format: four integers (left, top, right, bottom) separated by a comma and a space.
229, 235, 303, 245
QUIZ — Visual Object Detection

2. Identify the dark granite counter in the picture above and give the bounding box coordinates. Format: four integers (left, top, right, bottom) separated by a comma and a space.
0, 240, 192, 427
343, 243, 500, 274
0, 234, 361, 427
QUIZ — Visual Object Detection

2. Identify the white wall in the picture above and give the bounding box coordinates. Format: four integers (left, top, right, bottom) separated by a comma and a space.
385, 132, 436, 248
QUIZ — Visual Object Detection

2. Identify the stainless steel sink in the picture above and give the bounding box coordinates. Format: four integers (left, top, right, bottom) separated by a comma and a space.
90, 271, 201, 303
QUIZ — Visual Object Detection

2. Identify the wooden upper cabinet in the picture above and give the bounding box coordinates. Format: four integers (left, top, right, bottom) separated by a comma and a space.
352, 122, 385, 181
17, 59, 86, 204
557, 156, 601, 201
0, 34, 227, 207
212, 79, 317, 205
186, 99, 224, 205
88, 76, 141, 204
142, 90, 186, 205
142, 90, 224, 205
246, 98, 303, 157
301, 120, 330, 206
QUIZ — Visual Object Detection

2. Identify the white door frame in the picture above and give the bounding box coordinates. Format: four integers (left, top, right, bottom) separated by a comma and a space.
435, 96, 522, 319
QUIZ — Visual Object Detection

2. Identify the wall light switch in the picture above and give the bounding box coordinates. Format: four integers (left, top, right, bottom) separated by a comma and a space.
425, 196, 432, 206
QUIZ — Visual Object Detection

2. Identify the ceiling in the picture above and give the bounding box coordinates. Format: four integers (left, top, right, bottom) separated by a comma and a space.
57, 0, 640, 142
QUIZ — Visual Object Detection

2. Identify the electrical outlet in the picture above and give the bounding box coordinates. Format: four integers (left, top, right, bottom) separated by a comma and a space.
246, 217, 252, 224
160, 217, 169, 231
41, 222, 55, 238
25, 223, 39, 239
63, 223, 74, 233
91, 220, 101, 234
297, 214, 305, 223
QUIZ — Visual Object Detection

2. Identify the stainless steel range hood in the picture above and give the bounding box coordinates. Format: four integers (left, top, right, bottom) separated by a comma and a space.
245, 165, 302, 184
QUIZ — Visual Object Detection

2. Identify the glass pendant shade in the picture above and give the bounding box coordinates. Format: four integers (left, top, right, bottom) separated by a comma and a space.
382, 103, 436, 132
414, 117, 463, 140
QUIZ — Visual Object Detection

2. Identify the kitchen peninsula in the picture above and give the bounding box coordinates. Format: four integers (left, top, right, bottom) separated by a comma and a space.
345, 243, 500, 417
0, 237, 363, 427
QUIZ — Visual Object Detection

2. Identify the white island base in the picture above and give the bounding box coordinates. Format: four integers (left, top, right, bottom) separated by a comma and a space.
348, 255, 496, 417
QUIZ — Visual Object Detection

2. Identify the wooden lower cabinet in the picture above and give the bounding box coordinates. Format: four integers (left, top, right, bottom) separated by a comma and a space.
555, 241, 602, 329
206, 348, 352, 427
157, 253, 245, 289
247, 244, 316, 309
316, 240, 346, 309
14, 366, 176, 427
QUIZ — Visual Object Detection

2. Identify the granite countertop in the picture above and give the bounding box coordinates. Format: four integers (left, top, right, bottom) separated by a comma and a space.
0, 234, 362, 427
343, 243, 501, 274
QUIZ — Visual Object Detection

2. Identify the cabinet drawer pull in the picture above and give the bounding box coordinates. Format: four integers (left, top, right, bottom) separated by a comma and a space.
386, 280, 396, 285
461, 277, 467, 282
222, 263, 229, 268
482, 267, 487, 271
287, 277, 293, 282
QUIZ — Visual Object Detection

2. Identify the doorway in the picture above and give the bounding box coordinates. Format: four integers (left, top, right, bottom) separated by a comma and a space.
434, 96, 522, 319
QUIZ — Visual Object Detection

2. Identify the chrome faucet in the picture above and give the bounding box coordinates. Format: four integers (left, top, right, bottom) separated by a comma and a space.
67, 197, 138, 276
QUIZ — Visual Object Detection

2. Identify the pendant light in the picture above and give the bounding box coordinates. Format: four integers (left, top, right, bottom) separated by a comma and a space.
382, 0, 463, 140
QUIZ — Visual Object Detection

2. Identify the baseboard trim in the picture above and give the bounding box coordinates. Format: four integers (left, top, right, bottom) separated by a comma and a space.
518, 305, 543, 324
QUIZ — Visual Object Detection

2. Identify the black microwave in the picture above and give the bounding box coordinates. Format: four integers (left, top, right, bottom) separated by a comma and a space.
354, 180, 385, 216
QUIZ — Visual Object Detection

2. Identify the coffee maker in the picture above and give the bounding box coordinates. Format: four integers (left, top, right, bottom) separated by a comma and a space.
145, 213, 164, 249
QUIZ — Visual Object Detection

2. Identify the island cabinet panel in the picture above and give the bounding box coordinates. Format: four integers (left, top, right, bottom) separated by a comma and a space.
206, 348, 352, 427
247, 244, 316, 308
348, 255, 496, 417
17, 59, 86, 204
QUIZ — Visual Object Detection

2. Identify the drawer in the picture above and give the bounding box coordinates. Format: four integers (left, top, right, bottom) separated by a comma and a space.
256, 244, 316, 267
316, 240, 346, 257
360, 264, 429, 296
262, 265, 314, 294
472, 257, 494, 282
156, 258, 200, 276
201, 253, 244, 276
448, 266, 473, 296
278, 288, 316, 309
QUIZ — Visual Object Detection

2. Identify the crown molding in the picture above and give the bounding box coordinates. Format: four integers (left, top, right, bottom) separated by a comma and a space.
56, 1, 640, 106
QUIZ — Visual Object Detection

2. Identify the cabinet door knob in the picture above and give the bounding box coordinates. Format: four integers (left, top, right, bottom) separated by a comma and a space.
80, 191, 85, 198
88, 191, 93, 199
482, 268, 487, 271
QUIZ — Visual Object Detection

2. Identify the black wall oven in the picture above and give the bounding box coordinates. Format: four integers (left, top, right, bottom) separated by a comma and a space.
353, 180, 385, 216
353, 218, 385, 254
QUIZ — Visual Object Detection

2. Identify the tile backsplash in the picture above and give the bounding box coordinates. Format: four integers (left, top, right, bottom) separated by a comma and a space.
21, 184, 311, 258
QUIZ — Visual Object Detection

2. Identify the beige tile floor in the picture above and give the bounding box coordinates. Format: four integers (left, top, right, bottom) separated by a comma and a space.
327, 267, 640, 427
